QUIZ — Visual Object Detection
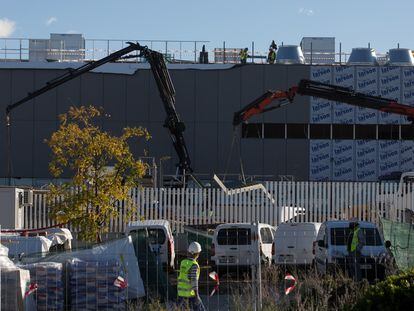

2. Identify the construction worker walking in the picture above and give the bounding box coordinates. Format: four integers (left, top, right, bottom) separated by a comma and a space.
177, 241, 206, 311
347, 222, 365, 281
240, 48, 248, 64
267, 48, 276, 64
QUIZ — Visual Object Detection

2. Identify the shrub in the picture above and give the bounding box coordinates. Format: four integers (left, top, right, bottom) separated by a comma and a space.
352, 268, 414, 311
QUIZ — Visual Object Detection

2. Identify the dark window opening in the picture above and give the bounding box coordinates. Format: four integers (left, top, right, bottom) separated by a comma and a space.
332, 124, 353, 139
287, 124, 308, 139
260, 227, 273, 244
217, 228, 252, 245
310, 124, 330, 139
355, 124, 376, 140
378, 125, 399, 140
330, 228, 382, 246
401, 125, 414, 140
242, 123, 262, 138
263, 123, 285, 139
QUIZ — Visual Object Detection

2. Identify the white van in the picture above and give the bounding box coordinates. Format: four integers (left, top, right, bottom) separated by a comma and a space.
211, 223, 275, 272
126, 220, 175, 269
272, 222, 321, 265
314, 220, 386, 278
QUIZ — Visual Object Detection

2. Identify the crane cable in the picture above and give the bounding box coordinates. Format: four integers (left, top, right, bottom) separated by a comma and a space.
223, 126, 247, 185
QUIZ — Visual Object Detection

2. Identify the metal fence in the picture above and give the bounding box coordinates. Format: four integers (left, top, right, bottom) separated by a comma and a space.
0, 37, 387, 64
23, 181, 413, 232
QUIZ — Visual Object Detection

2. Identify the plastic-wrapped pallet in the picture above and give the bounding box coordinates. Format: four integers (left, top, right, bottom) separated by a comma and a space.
69, 259, 126, 311
22, 262, 64, 311
1, 243, 32, 311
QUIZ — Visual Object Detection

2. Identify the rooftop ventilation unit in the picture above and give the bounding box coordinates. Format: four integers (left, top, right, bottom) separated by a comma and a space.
347, 48, 378, 65
276, 45, 305, 64
388, 48, 414, 66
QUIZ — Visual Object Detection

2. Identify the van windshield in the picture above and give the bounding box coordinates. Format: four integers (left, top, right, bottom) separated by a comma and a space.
217, 228, 251, 245
330, 228, 382, 246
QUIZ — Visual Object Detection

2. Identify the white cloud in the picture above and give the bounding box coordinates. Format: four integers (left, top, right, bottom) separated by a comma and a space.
46, 17, 57, 26
0, 18, 16, 38
298, 8, 314, 16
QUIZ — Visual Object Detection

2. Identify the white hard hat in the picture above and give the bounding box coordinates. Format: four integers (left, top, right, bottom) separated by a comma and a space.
188, 241, 202, 254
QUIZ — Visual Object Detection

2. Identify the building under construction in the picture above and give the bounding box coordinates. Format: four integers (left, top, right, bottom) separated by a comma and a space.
1, 36, 414, 186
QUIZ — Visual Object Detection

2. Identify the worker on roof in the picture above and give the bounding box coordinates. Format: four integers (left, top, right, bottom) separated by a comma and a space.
347, 222, 365, 281
267, 48, 276, 64
240, 48, 248, 64
177, 241, 205, 310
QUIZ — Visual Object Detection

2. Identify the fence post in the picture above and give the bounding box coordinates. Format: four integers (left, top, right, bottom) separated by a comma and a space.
223, 41, 226, 64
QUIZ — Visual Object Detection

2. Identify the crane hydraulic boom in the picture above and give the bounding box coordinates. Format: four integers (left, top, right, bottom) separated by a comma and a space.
5, 42, 199, 186
233, 79, 414, 126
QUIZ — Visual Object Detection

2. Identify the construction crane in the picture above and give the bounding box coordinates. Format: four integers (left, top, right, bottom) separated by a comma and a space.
5, 42, 201, 187
233, 79, 414, 126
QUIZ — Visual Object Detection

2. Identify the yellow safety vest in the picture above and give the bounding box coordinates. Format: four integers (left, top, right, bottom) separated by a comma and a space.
177, 258, 200, 298
240, 50, 247, 60
350, 227, 360, 252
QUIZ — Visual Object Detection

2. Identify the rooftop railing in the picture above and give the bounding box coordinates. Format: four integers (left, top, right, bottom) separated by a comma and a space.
0, 37, 389, 65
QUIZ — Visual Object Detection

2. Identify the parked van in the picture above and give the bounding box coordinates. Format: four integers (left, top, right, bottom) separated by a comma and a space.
314, 220, 386, 279
211, 223, 275, 272
272, 222, 321, 265
126, 220, 175, 269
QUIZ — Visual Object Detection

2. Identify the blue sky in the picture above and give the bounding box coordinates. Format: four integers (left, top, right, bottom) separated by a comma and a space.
0, 0, 412, 54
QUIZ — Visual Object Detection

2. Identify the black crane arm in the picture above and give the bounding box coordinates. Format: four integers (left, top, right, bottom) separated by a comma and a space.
234, 79, 414, 125
297, 79, 414, 121
5, 42, 200, 187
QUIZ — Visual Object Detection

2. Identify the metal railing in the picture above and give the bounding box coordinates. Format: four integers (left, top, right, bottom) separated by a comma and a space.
0, 37, 390, 65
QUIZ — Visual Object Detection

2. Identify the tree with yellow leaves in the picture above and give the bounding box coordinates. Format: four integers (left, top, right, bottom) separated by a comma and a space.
46, 106, 150, 242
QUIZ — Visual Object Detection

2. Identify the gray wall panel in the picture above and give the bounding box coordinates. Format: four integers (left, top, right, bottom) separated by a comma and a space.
0, 65, 314, 182
193, 123, 218, 174
11, 71, 35, 121
218, 68, 241, 123
103, 74, 126, 122
287, 65, 310, 123
80, 73, 104, 108
126, 71, 150, 122
33, 121, 56, 177
195, 71, 219, 123
286, 139, 309, 180
240, 65, 265, 124
241, 139, 264, 176
217, 123, 239, 174
148, 73, 167, 123
263, 65, 288, 123
263, 140, 287, 177
11, 121, 33, 178
172, 70, 196, 123
56, 76, 81, 115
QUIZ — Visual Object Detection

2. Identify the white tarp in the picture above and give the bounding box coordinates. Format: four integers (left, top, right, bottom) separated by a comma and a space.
379, 66, 401, 124
333, 66, 355, 123
356, 67, 378, 124
0, 235, 52, 258
37, 236, 145, 299
310, 66, 333, 123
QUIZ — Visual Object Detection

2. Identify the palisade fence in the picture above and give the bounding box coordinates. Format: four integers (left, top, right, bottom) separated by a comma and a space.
23, 181, 413, 233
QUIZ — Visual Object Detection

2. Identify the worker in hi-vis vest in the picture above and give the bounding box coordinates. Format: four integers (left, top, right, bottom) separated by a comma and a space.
177, 241, 206, 311
347, 222, 365, 281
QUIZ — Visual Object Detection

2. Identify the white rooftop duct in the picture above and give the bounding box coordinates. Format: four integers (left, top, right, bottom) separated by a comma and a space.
276, 45, 305, 64
347, 48, 378, 65
388, 48, 414, 66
